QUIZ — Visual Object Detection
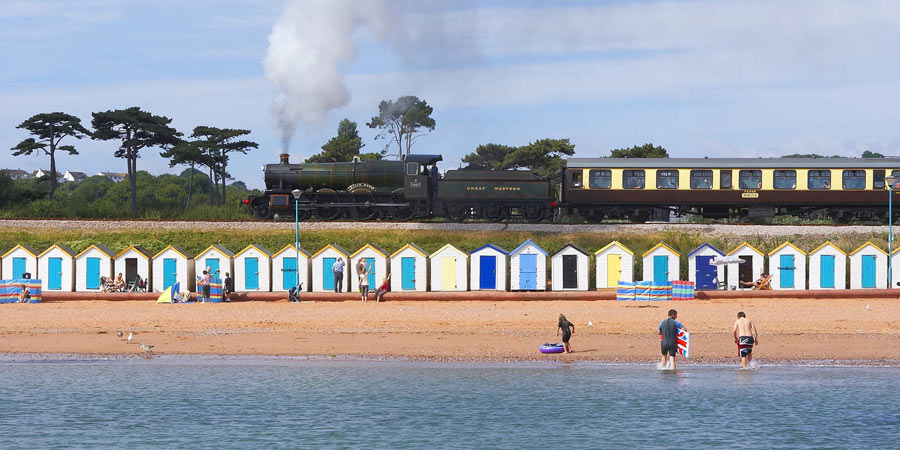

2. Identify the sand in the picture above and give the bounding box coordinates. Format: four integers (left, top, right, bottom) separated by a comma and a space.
1, 298, 899, 364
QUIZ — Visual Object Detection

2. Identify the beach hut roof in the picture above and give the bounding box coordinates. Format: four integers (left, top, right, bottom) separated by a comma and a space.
808, 241, 847, 256
234, 244, 273, 258
272, 243, 311, 258
114, 245, 152, 260
687, 242, 724, 258
152, 244, 194, 259
430, 243, 466, 257
641, 242, 680, 258
768, 241, 806, 256
1, 244, 38, 259
311, 243, 350, 259
198, 244, 235, 258
510, 239, 547, 256
351, 243, 388, 258
471, 243, 508, 255
74, 244, 115, 259
552, 242, 589, 257
390, 243, 428, 258
594, 240, 633, 256
727, 242, 765, 257
38, 244, 76, 258
849, 241, 887, 256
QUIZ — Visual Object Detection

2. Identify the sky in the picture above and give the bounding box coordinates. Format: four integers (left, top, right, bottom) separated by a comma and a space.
3, 0, 900, 189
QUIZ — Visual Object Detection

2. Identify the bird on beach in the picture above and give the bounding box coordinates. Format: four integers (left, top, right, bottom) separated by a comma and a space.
127, 332, 133, 344
116, 331, 124, 338
140, 344, 153, 353
588, 321, 593, 327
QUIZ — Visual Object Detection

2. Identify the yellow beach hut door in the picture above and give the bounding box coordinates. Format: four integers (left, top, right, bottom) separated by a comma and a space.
607, 254, 621, 287
441, 257, 456, 290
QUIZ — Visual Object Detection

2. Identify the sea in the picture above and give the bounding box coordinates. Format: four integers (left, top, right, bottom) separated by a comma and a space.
1, 357, 898, 449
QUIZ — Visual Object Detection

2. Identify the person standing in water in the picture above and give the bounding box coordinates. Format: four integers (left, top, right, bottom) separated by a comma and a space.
733, 311, 759, 369
658, 309, 686, 370
557, 314, 575, 353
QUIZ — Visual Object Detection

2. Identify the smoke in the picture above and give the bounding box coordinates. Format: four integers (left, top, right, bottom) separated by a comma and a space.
262, 0, 401, 151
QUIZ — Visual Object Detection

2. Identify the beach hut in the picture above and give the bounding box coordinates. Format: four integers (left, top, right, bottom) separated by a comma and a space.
194, 244, 234, 283
687, 243, 725, 290
151, 245, 195, 292
551, 242, 589, 291
114, 245, 152, 289
768, 242, 807, 290
595, 241, 634, 289
272, 244, 311, 292
310, 244, 351, 292
642, 243, 680, 283
74, 244, 114, 292
37, 244, 75, 292
1, 244, 38, 280
350, 244, 390, 293
509, 239, 547, 291
470, 244, 508, 291
808, 241, 847, 290
849, 242, 887, 289
892, 248, 900, 290
726, 242, 766, 289
429, 244, 468, 292
233, 244, 273, 292
390, 243, 428, 292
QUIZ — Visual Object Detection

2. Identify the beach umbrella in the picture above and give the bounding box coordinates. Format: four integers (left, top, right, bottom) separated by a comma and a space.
710, 255, 745, 265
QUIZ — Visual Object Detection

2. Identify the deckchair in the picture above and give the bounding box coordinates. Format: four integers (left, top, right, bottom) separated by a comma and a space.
754, 274, 773, 290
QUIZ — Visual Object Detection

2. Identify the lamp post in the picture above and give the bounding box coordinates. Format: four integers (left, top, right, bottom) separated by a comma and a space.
886, 176, 897, 289
291, 189, 302, 296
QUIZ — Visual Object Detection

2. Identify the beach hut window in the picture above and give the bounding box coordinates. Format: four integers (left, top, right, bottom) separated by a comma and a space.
808, 170, 831, 190
873, 170, 885, 190
739, 170, 762, 189
842, 170, 866, 189
690, 170, 713, 189
656, 170, 679, 189
588, 170, 611, 189
773, 170, 797, 190
622, 170, 645, 189
720, 170, 732, 189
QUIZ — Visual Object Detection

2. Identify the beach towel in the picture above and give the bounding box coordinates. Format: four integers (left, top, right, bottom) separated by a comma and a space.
0, 279, 42, 303
616, 282, 635, 301
634, 281, 651, 301
676, 329, 690, 358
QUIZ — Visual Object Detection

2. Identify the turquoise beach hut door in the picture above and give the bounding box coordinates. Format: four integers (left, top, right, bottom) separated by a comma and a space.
519, 254, 537, 290
779, 255, 795, 288
86, 257, 100, 290
653, 255, 668, 283
12, 257, 25, 279
245, 257, 259, 290
323, 257, 336, 291
820, 255, 835, 288
366, 260, 376, 288
695, 255, 716, 289
401, 257, 416, 290
206, 258, 220, 277
861, 255, 876, 288
480, 255, 496, 289
163, 258, 177, 290
48, 257, 62, 290
283, 257, 297, 290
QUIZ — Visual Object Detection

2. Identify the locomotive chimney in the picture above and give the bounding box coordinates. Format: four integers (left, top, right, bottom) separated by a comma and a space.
280, 153, 290, 165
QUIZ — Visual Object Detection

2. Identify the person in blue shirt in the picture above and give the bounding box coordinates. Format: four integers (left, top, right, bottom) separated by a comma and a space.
658, 309, 686, 370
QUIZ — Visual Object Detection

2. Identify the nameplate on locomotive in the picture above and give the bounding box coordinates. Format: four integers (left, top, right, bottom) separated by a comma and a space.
741, 191, 759, 198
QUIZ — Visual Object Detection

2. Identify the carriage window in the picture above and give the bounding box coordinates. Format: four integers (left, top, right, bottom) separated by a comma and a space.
570, 171, 583, 188
808, 170, 831, 190
720, 170, 732, 189
873, 170, 885, 190
843, 170, 866, 189
588, 170, 611, 189
773, 170, 797, 190
739, 170, 762, 189
656, 170, 679, 189
622, 170, 645, 189
406, 163, 419, 176
690, 170, 713, 189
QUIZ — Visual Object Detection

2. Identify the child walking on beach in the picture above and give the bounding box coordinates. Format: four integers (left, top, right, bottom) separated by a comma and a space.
558, 314, 575, 353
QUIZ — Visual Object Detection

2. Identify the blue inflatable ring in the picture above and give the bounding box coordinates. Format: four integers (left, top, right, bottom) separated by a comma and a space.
539, 343, 565, 354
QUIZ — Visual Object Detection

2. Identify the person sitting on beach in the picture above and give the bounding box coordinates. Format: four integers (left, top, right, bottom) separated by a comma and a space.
19, 284, 30, 303
374, 273, 391, 302
741, 273, 768, 289
659, 309, 686, 370
114, 273, 126, 292
557, 314, 575, 353
733, 311, 759, 369
359, 262, 371, 302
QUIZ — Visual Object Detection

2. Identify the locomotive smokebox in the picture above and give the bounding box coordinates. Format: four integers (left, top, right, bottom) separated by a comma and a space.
279, 153, 290, 165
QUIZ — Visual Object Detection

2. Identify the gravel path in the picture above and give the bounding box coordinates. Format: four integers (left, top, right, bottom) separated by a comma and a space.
0, 219, 895, 236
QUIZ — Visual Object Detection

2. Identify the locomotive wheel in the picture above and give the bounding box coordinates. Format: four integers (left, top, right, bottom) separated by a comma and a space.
295, 208, 312, 221
445, 202, 468, 222
314, 193, 343, 221
389, 194, 415, 221
350, 194, 377, 220
523, 203, 545, 222
484, 203, 505, 222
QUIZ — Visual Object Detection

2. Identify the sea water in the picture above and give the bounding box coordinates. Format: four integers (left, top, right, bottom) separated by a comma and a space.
1, 358, 898, 449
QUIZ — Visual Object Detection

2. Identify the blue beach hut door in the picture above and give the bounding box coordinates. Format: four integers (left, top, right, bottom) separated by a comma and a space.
86, 257, 100, 290
820, 255, 835, 288
480, 255, 497, 290
163, 258, 177, 290
366, 260, 376, 288
779, 255, 795, 288
401, 257, 416, 290
48, 257, 62, 290
206, 258, 220, 277
323, 257, 336, 291
245, 257, 259, 290
695, 255, 716, 289
283, 257, 297, 290
861, 255, 876, 288
12, 257, 26, 279
519, 254, 537, 290
653, 255, 668, 283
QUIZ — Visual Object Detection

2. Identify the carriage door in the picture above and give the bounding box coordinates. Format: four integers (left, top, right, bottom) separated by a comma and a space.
653, 255, 669, 283
401, 257, 416, 290
779, 255, 795, 289
562, 255, 578, 289
862, 255, 877, 288
323, 257, 336, 291
86, 257, 101, 290
820, 255, 835, 288
441, 257, 456, 290
480, 255, 496, 289
607, 254, 621, 287
695, 255, 716, 290
519, 254, 537, 290
48, 257, 62, 290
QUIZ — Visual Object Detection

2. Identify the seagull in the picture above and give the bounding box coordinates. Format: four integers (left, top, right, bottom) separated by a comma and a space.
866, 304, 871, 311
127, 332, 133, 344
116, 331, 124, 338
140, 344, 153, 353
588, 321, 593, 327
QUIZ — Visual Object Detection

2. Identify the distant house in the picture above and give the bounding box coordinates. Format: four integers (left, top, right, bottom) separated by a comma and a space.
33, 169, 66, 183
96, 171, 127, 183
1, 169, 31, 180
63, 170, 88, 183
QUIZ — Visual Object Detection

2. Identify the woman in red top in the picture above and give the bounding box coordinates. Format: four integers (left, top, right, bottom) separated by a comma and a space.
374, 273, 391, 302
